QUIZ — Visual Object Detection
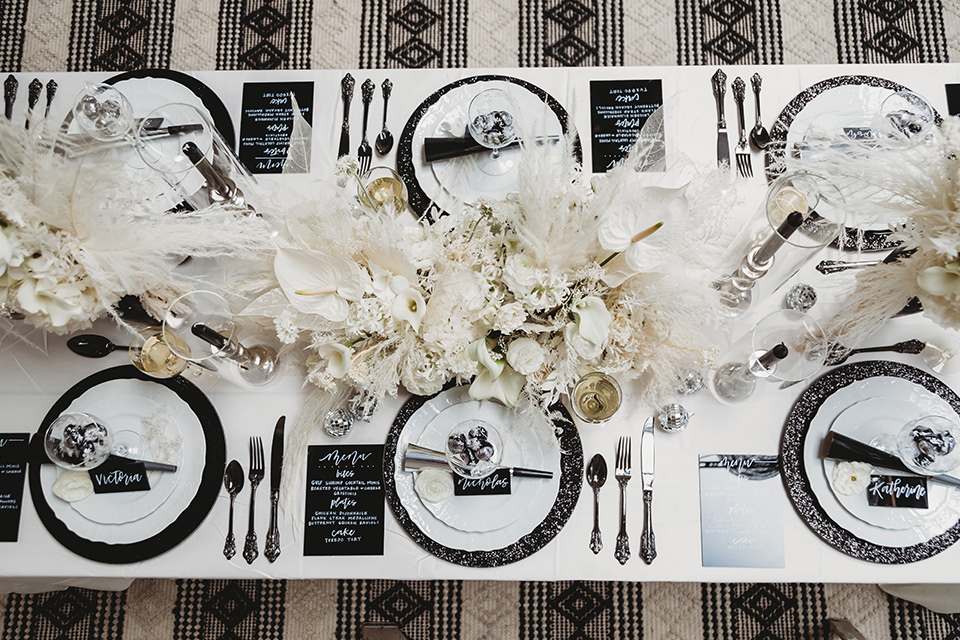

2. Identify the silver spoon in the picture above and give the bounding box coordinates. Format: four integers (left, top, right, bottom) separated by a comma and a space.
375, 79, 393, 155
749, 73, 770, 151
586, 453, 607, 554
223, 460, 244, 559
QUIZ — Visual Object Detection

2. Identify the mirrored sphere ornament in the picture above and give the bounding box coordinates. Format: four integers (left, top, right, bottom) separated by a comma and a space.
657, 403, 690, 433
347, 392, 379, 422
323, 408, 355, 438
785, 283, 817, 312
676, 370, 705, 395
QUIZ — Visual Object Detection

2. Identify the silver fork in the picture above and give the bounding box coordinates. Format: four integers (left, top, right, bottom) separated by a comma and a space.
732, 76, 752, 178
357, 78, 375, 175
242, 437, 264, 564
614, 436, 632, 565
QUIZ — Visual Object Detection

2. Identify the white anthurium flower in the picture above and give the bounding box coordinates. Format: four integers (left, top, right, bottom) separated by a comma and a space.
564, 322, 603, 360
597, 185, 689, 273
466, 338, 504, 380
469, 364, 525, 407
317, 343, 353, 378
17, 278, 82, 328
506, 337, 545, 375
274, 248, 367, 322
392, 288, 426, 333
572, 296, 611, 346
918, 261, 960, 297
0, 230, 12, 268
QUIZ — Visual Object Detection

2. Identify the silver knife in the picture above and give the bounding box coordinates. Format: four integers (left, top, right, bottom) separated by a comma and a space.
640, 416, 657, 564
338, 74, 355, 159
264, 415, 285, 563
712, 69, 730, 169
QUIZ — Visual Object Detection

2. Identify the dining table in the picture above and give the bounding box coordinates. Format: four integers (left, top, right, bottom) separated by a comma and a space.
2, 62, 960, 594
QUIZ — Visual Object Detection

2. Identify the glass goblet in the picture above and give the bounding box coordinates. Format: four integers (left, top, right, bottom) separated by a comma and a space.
898, 415, 960, 474
467, 88, 519, 176
44, 412, 113, 470
445, 419, 503, 479
570, 371, 622, 424
72, 83, 134, 142
880, 90, 935, 141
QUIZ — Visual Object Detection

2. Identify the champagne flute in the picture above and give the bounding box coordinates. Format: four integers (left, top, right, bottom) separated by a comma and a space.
467, 88, 519, 176
129, 325, 216, 390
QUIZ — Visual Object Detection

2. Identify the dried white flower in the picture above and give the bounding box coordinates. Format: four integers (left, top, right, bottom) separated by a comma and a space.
274, 311, 299, 344
831, 461, 873, 496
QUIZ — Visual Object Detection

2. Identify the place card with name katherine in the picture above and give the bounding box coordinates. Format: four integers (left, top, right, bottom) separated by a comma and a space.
867, 475, 928, 508
699, 454, 784, 568
304, 445, 384, 556
0, 433, 28, 542
239, 81, 314, 174
589, 79, 663, 173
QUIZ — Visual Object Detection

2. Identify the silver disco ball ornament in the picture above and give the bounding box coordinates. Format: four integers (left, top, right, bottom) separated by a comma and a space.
785, 283, 817, 312
657, 403, 690, 433
323, 407, 355, 438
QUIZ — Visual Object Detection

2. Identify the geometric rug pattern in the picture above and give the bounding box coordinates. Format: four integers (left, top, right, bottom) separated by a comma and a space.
3, 580, 960, 640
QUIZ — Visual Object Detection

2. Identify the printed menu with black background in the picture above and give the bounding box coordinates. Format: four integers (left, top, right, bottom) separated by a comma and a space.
304, 445, 384, 556
239, 81, 314, 174
589, 79, 663, 173
0, 433, 29, 542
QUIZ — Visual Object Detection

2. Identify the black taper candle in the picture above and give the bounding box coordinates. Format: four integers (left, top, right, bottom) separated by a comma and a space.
754, 211, 805, 265
757, 343, 788, 369
191, 322, 228, 351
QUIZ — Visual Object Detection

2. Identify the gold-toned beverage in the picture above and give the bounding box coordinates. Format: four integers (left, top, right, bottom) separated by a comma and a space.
130, 328, 188, 378
572, 372, 621, 423
364, 176, 408, 212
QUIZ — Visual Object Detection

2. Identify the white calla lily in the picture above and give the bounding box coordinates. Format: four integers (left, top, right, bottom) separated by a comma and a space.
0, 230, 12, 268
564, 322, 603, 360
17, 278, 82, 328
275, 248, 367, 321
918, 261, 960, 297
469, 364, 525, 407
392, 288, 426, 333
598, 185, 689, 272
317, 343, 352, 378
572, 296, 611, 346
466, 338, 504, 380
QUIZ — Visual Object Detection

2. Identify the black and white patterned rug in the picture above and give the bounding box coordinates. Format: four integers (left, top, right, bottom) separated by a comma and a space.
2, 579, 959, 639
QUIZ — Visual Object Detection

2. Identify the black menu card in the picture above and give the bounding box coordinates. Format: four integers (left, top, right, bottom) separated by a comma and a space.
0, 433, 29, 542
589, 79, 663, 173
304, 445, 384, 556
239, 82, 314, 174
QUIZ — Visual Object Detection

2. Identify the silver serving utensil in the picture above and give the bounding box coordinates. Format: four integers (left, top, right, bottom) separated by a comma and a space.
357, 78, 374, 174
338, 74, 354, 159
826, 339, 926, 366
614, 436, 632, 565
749, 73, 770, 150
375, 79, 393, 155
815, 259, 881, 275
223, 459, 244, 560
640, 417, 657, 564
586, 453, 607, 554
711, 69, 729, 169
243, 437, 264, 564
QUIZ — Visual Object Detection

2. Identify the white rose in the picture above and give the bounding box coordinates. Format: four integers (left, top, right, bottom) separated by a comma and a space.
414, 468, 454, 503
52, 471, 94, 503
831, 461, 873, 496
401, 368, 445, 396
506, 337, 544, 375
494, 302, 526, 333
502, 253, 540, 295
564, 322, 603, 360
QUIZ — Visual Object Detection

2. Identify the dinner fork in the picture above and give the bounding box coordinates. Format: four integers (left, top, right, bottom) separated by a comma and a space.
243, 437, 264, 564
732, 76, 753, 178
615, 436, 632, 565
357, 78, 375, 175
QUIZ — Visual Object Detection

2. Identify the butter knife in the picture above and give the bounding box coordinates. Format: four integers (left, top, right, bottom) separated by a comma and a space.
338, 73, 355, 159
264, 415, 285, 562
640, 416, 657, 565
711, 69, 729, 169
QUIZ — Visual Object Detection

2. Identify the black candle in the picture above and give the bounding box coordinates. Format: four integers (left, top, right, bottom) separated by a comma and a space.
754, 211, 804, 265
757, 343, 788, 369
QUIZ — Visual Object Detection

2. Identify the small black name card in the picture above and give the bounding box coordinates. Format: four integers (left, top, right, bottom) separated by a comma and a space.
589, 79, 663, 173
867, 475, 928, 508
304, 445, 384, 556
454, 468, 511, 496
946, 84, 960, 116
0, 433, 29, 542
239, 81, 314, 174
89, 458, 150, 494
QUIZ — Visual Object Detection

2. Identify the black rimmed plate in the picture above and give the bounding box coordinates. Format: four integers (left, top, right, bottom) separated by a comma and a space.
384, 386, 582, 567
781, 360, 960, 563
765, 75, 941, 252
30, 365, 224, 564
397, 75, 581, 223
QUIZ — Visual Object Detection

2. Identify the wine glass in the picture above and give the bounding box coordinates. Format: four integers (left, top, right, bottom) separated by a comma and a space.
467, 88, 519, 176
880, 90, 935, 141
129, 325, 216, 390
898, 415, 960, 474
445, 419, 503, 479
570, 371, 622, 423
358, 166, 408, 213
44, 412, 113, 470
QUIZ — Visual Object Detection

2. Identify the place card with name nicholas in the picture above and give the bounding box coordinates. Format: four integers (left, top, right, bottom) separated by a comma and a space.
0, 433, 29, 542
699, 454, 784, 569
589, 79, 663, 173
89, 458, 150, 494
454, 468, 511, 496
239, 81, 314, 174
304, 445, 384, 556
867, 475, 928, 509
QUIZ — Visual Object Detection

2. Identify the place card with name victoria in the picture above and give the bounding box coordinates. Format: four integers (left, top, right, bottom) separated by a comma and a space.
89, 458, 150, 494
454, 468, 511, 496
239, 81, 314, 174
0, 433, 29, 542
589, 79, 663, 173
304, 445, 384, 556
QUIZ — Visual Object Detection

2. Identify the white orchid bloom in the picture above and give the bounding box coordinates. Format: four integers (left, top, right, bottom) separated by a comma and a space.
274, 248, 367, 322
466, 338, 504, 380
469, 364, 525, 407
918, 261, 960, 297
572, 296, 611, 346
317, 343, 352, 378
392, 288, 426, 333
16, 278, 82, 328
597, 185, 689, 274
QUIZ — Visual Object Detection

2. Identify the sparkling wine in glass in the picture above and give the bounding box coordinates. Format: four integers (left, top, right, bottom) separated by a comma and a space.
358, 166, 408, 213
130, 326, 189, 378
467, 88, 519, 175
571, 372, 622, 423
